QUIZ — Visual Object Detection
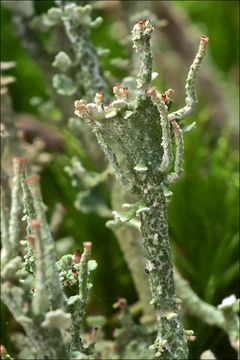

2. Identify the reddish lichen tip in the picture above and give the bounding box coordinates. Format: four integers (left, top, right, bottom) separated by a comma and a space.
25, 235, 35, 247
76, 104, 86, 110
26, 175, 40, 184
200, 35, 209, 43
13, 157, 27, 164
116, 297, 126, 309
136, 18, 150, 25
31, 219, 41, 228
0, 345, 6, 354
167, 89, 174, 95
146, 87, 156, 95
188, 335, 197, 341
83, 241, 92, 249
25, 235, 35, 240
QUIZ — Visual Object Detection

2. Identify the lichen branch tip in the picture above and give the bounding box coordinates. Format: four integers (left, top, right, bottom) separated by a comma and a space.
31, 219, 42, 228
200, 35, 209, 43
26, 175, 40, 185
83, 241, 92, 249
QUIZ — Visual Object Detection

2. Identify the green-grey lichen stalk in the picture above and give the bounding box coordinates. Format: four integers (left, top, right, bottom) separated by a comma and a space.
1, 159, 69, 359
1, 157, 97, 359
8, 158, 26, 258
53, 1, 109, 102
218, 295, 240, 357
70, 242, 92, 351
31, 219, 49, 315
132, 19, 153, 93
26, 175, 66, 310
168, 35, 209, 121
140, 184, 187, 359
74, 19, 208, 359
174, 269, 240, 355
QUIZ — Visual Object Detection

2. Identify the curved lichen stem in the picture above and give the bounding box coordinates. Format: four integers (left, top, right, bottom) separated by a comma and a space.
218, 295, 240, 357
174, 268, 225, 328
93, 130, 132, 190
147, 87, 173, 173
166, 117, 184, 184
168, 35, 209, 121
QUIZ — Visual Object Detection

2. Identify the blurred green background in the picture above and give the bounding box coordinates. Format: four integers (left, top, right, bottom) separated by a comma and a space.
1, 1, 239, 359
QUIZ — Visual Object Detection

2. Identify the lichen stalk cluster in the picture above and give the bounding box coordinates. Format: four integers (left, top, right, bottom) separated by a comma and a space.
53, 1, 108, 102
74, 18, 208, 359
70, 242, 92, 351
26, 175, 66, 310
1, 158, 97, 359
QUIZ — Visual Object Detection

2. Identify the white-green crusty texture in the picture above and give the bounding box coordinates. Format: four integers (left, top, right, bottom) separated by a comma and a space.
1, 157, 97, 359
49, 1, 109, 101
74, 18, 209, 359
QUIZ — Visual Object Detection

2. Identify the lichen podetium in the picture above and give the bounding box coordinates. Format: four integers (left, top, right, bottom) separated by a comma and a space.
74, 19, 208, 359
